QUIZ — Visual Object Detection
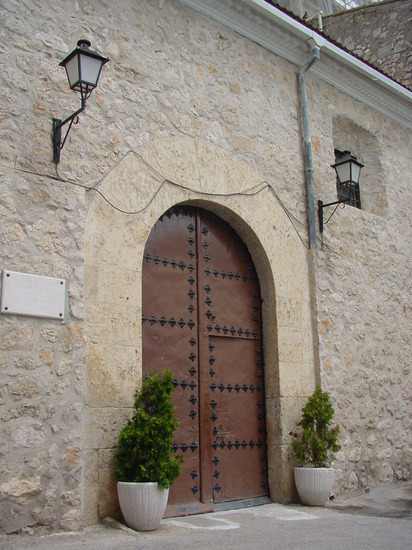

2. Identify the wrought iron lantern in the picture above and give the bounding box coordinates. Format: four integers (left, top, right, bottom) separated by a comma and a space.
332, 151, 364, 197
52, 40, 109, 164
318, 151, 364, 235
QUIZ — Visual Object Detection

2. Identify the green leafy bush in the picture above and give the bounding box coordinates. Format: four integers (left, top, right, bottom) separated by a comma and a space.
292, 386, 341, 468
114, 369, 183, 489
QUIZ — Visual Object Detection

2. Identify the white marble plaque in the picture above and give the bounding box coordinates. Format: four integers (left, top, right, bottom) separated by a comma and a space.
1, 270, 66, 320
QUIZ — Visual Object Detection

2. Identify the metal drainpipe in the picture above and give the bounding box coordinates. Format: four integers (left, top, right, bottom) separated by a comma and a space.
299, 46, 320, 249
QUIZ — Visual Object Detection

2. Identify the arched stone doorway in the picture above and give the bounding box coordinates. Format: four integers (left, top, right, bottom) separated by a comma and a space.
142, 205, 268, 515
83, 138, 316, 525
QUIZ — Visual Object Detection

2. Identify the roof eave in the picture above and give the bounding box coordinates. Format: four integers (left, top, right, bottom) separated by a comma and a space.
179, 0, 412, 130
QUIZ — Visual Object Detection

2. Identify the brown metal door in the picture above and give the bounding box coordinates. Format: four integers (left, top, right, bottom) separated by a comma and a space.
142, 206, 268, 513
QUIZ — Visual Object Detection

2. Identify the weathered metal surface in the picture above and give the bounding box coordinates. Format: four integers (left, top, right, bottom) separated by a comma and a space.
142, 206, 267, 513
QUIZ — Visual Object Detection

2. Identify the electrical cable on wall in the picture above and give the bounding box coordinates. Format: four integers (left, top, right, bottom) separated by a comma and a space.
5, 150, 343, 255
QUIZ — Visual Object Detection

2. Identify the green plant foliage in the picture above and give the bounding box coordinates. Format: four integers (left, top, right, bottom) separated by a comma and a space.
292, 386, 341, 468
114, 370, 183, 489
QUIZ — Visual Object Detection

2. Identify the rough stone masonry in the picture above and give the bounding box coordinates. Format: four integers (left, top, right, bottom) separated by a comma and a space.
0, 0, 411, 534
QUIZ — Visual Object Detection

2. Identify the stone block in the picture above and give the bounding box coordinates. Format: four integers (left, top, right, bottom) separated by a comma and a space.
265, 396, 308, 447
96, 448, 119, 519
0, 319, 33, 351
276, 296, 303, 328
13, 423, 46, 448
59, 509, 82, 531
278, 361, 313, 398
81, 450, 99, 526
86, 264, 141, 308
85, 303, 140, 348
277, 327, 304, 364
85, 342, 141, 408
267, 444, 298, 503
0, 475, 41, 502
84, 407, 131, 450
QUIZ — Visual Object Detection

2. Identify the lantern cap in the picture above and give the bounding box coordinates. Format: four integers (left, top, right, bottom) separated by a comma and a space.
331, 150, 364, 170
59, 39, 109, 68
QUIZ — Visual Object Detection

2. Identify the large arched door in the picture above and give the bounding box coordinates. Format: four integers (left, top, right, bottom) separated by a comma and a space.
142, 206, 268, 515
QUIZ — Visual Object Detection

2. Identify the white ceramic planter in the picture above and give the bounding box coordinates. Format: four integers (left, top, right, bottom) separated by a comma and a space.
117, 481, 169, 531
294, 467, 334, 506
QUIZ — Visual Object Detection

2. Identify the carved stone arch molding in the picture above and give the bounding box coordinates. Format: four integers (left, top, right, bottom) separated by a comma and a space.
83, 138, 316, 524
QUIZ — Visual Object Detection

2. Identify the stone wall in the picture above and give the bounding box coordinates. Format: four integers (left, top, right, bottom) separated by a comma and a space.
321, 0, 412, 90
0, 0, 411, 534
307, 73, 412, 491
0, 164, 86, 531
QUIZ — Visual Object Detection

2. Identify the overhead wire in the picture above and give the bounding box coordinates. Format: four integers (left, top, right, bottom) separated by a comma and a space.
4, 150, 347, 254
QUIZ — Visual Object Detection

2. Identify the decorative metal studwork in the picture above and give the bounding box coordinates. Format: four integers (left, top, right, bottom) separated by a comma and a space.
203, 267, 256, 283
205, 323, 261, 338
144, 315, 193, 327
174, 441, 198, 453
208, 382, 262, 394
143, 207, 268, 506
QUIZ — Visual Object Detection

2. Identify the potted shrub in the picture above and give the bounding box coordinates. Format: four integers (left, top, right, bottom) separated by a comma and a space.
292, 386, 341, 506
114, 369, 183, 530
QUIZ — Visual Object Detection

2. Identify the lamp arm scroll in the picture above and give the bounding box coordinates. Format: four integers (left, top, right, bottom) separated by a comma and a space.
52, 97, 86, 164
318, 197, 351, 235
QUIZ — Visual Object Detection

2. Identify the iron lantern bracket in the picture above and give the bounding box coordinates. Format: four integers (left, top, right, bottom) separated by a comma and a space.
318, 197, 351, 235
52, 97, 86, 164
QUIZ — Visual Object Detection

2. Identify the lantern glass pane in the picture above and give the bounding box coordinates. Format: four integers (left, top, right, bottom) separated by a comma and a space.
65, 55, 80, 90
351, 162, 361, 184
79, 54, 103, 86
335, 161, 350, 184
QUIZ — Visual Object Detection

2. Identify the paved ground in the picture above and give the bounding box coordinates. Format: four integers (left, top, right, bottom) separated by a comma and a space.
1, 483, 411, 550
327, 482, 412, 519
